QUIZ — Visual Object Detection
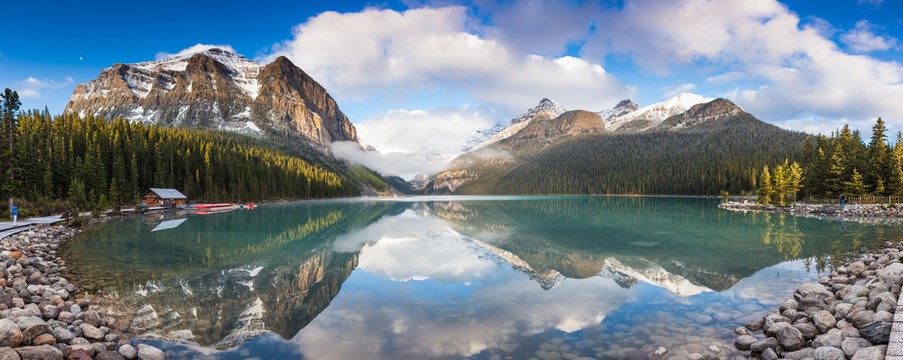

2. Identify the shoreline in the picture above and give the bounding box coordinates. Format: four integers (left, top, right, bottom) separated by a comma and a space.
733, 241, 903, 359
0, 215, 168, 360
719, 201, 903, 224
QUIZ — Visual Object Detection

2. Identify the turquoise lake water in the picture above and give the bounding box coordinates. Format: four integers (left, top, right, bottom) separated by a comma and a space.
61, 196, 903, 359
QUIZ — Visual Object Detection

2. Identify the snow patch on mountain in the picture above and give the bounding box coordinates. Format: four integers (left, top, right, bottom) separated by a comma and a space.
597, 99, 639, 120
607, 93, 713, 131
132, 47, 263, 99
471, 98, 567, 150
602, 257, 712, 297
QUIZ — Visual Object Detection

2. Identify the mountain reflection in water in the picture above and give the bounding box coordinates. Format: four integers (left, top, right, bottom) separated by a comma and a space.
61, 197, 903, 359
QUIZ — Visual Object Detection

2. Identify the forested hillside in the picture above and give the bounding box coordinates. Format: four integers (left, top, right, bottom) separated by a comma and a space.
455, 113, 807, 195
0, 88, 365, 216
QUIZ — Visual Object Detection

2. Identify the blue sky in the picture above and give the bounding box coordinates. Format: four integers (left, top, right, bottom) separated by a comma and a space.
2, 0, 902, 176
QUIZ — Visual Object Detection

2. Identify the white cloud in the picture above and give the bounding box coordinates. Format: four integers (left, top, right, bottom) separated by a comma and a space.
857, 0, 884, 9
840, 20, 898, 53
331, 105, 500, 178
581, 0, 903, 134
662, 83, 696, 97
14, 76, 74, 99
268, 7, 630, 113
155, 43, 236, 61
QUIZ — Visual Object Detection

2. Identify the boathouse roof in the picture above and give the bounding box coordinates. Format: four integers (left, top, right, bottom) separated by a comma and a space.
144, 188, 188, 200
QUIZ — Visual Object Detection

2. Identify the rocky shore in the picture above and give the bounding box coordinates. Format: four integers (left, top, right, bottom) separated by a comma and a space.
0, 220, 168, 360
719, 201, 903, 224
733, 241, 903, 359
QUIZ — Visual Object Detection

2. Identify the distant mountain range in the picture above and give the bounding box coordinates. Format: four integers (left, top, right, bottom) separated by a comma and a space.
425, 93, 806, 195
65, 46, 804, 196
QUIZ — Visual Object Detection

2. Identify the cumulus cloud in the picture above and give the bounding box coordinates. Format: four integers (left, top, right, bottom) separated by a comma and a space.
840, 20, 898, 53
14, 76, 74, 99
267, 6, 630, 112
662, 83, 696, 97
331, 105, 500, 178
581, 0, 903, 133
267, 1, 903, 140
155, 43, 236, 60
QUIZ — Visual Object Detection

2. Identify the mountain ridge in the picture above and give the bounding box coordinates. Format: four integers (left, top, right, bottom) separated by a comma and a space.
65, 47, 357, 145
425, 95, 805, 195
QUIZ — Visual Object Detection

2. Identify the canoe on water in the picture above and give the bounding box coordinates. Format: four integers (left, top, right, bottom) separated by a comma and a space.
189, 203, 255, 214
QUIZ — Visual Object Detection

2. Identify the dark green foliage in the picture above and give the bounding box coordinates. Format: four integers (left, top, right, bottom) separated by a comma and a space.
798, 118, 902, 199
457, 114, 806, 195
2, 110, 359, 212
1, 89, 22, 210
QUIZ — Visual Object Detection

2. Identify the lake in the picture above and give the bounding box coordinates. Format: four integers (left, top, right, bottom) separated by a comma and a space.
61, 196, 903, 359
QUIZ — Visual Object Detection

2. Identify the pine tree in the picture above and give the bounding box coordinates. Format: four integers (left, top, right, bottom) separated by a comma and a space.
788, 161, 804, 203
1, 89, 21, 211
758, 165, 772, 205
827, 148, 844, 196
844, 169, 866, 196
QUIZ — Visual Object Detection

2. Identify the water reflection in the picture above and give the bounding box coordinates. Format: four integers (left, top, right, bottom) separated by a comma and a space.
62, 196, 903, 359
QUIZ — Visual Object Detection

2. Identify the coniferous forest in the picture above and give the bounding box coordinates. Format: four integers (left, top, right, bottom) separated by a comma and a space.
456, 113, 808, 195
0, 89, 360, 217
757, 117, 903, 203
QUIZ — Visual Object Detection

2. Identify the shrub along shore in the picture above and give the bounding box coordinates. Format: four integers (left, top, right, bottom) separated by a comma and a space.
0, 218, 168, 360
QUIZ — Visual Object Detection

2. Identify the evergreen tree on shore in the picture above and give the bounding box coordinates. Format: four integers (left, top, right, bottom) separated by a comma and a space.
3, 106, 359, 212
760, 117, 901, 203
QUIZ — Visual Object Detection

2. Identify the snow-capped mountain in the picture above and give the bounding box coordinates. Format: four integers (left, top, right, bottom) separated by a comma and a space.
470, 98, 567, 150
65, 46, 357, 145
597, 99, 639, 120
512, 98, 567, 124
606, 93, 713, 132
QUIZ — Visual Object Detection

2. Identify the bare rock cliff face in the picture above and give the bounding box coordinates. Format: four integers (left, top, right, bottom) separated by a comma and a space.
252, 56, 357, 144
65, 47, 357, 145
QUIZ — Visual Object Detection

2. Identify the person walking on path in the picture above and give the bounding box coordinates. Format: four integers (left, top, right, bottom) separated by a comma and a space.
840, 194, 846, 207
10, 205, 17, 224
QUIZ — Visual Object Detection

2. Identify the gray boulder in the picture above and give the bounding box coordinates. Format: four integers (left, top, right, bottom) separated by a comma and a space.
814, 346, 845, 360
14, 345, 62, 360
812, 310, 837, 333
860, 320, 891, 344
734, 335, 757, 350
813, 329, 843, 349
0, 319, 22, 347
761, 347, 779, 360
842, 337, 874, 357
851, 345, 886, 360
783, 348, 816, 359
774, 322, 806, 351
847, 310, 876, 328
136, 345, 166, 360
750, 337, 779, 353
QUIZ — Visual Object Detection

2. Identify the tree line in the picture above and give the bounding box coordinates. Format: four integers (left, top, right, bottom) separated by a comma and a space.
757, 117, 902, 204
0, 89, 359, 217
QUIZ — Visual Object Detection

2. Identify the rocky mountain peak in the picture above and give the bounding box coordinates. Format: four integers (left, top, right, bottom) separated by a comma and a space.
512, 98, 567, 124
65, 48, 357, 145
657, 98, 747, 130
598, 99, 639, 120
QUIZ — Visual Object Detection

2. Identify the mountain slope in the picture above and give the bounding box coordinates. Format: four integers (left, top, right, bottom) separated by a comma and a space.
65, 47, 357, 145
470, 98, 567, 150
428, 98, 806, 195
